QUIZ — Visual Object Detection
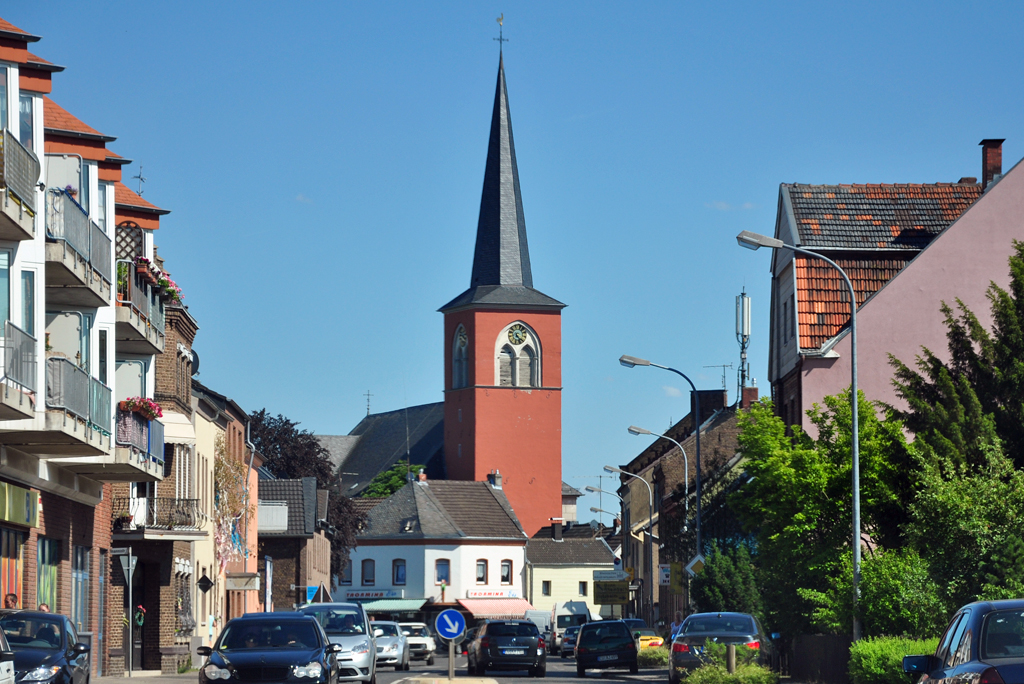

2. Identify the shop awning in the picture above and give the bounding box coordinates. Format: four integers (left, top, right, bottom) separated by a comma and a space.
360, 599, 428, 613
161, 411, 196, 445
457, 598, 535, 619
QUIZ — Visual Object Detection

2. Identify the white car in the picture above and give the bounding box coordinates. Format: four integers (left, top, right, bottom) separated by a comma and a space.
399, 623, 436, 665
0, 629, 13, 684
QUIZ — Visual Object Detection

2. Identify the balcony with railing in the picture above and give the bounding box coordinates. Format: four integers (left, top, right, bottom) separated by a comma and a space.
115, 261, 166, 354
57, 402, 164, 482
0, 321, 37, 421
112, 497, 206, 540
0, 356, 113, 456
0, 129, 39, 241
45, 188, 112, 307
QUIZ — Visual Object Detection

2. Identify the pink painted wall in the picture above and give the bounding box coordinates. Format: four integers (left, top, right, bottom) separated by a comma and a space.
800, 158, 1024, 431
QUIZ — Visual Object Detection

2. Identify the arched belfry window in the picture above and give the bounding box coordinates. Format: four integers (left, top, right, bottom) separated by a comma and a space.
494, 322, 542, 388
452, 326, 469, 389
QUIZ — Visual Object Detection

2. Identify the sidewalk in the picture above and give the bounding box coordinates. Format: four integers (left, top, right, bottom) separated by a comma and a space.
95, 674, 196, 684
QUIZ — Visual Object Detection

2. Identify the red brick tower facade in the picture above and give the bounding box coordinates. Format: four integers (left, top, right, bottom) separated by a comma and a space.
440, 55, 564, 537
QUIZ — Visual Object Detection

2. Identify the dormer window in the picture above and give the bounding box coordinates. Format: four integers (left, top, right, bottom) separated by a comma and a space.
494, 322, 541, 387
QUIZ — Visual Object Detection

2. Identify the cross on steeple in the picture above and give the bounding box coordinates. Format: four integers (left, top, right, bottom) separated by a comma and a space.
494, 14, 508, 51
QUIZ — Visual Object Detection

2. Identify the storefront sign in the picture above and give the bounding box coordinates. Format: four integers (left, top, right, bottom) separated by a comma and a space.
226, 574, 260, 591
0, 483, 39, 528
465, 589, 520, 598
345, 590, 404, 599
659, 564, 671, 586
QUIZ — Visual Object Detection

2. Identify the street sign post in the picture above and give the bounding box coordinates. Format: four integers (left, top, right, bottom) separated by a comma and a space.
435, 609, 466, 681
116, 547, 135, 677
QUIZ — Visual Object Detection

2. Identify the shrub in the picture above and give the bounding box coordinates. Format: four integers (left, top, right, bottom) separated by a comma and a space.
848, 636, 939, 684
638, 646, 669, 668
685, 664, 778, 684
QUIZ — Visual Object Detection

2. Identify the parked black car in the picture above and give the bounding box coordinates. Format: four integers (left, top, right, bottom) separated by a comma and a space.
467, 620, 546, 677
905, 599, 1024, 684
197, 613, 343, 684
0, 611, 90, 684
575, 620, 638, 677
669, 612, 771, 683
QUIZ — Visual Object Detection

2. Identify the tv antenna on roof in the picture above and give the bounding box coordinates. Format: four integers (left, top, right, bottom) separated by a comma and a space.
363, 390, 373, 416
704, 364, 733, 392
132, 165, 147, 196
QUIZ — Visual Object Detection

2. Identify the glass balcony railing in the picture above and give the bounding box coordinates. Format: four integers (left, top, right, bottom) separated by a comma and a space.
46, 188, 112, 284
3, 321, 37, 393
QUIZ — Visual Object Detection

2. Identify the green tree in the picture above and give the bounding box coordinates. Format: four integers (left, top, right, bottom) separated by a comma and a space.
249, 409, 365, 577
890, 240, 1024, 468
799, 547, 946, 638
729, 396, 914, 636
691, 542, 763, 619
361, 462, 425, 498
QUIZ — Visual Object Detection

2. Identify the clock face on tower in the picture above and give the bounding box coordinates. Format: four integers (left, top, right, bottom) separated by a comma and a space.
508, 324, 528, 345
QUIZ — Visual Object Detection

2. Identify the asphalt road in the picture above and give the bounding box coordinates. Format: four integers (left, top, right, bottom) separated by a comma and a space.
378, 652, 667, 684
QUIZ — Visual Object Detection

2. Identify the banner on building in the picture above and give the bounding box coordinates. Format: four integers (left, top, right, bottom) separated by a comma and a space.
594, 581, 630, 605
0, 483, 39, 528
466, 589, 519, 598
345, 590, 404, 599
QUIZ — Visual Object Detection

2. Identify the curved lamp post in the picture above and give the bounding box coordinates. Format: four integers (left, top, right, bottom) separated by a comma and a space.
736, 229, 861, 641
604, 465, 654, 625
620, 355, 703, 553
628, 426, 689, 526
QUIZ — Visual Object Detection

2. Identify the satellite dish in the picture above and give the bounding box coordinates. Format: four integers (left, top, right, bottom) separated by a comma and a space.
191, 350, 200, 375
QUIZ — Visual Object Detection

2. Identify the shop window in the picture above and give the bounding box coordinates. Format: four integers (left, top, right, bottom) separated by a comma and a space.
0, 527, 23, 608
71, 546, 90, 631
37, 537, 59, 611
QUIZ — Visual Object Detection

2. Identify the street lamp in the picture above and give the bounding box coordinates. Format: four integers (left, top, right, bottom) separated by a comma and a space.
585, 485, 622, 503
605, 464, 654, 626
628, 426, 688, 526
620, 355, 703, 553
736, 229, 862, 641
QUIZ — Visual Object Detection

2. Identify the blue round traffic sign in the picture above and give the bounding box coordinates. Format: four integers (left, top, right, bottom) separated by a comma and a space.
435, 609, 466, 640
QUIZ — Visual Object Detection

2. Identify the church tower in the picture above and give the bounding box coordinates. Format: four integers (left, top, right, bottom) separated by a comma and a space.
439, 54, 565, 537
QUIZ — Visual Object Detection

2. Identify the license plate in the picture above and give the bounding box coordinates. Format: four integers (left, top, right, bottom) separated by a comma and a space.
598, 655, 618, 662
502, 649, 526, 655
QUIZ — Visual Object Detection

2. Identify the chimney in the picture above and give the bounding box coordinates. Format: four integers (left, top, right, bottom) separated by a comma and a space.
552, 520, 563, 541
487, 470, 502, 488
981, 139, 1005, 190
740, 386, 759, 409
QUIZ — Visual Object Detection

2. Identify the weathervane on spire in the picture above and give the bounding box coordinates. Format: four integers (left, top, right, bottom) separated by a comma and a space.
494, 14, 508, 51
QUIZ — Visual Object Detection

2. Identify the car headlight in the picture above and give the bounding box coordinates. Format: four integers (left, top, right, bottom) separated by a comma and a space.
22, 666, 62, 682
293, 662, 323, 678
351, 640, 371, 655
385, 643, 397, 652
204, 664, 232, 680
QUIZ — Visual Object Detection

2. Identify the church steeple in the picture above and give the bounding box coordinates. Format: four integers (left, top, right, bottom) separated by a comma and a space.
440, 55, 564, 313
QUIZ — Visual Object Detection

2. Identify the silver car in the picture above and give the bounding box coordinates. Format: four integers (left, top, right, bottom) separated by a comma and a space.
372, 621, 409, 670
299, 603, 376, 684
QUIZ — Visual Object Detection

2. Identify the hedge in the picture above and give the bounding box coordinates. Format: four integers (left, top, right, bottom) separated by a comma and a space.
848, 636, 940, 684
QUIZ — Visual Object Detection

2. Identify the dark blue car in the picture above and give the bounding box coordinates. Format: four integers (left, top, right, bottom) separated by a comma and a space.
0, 611, 90, 684
905, 599, 1024, 684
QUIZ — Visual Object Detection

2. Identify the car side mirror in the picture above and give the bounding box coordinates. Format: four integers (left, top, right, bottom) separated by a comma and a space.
0, 651, 14, 663
327, 643, 344, 653
72, 643, 90, 654
374, 629, 384, 638
196, 646, 212, 657
903, 655, 937, 674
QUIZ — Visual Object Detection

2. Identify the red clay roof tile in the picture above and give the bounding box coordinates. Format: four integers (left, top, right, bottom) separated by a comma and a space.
115, 181, 166, 213
0, 18, 29, 35
43, 97, 106, 138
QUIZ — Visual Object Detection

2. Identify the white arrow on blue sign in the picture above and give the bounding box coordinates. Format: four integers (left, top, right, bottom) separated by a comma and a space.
435, 609, 466, 640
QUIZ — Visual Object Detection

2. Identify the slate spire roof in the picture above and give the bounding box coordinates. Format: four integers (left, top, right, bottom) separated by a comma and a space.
440, 54, 564, 312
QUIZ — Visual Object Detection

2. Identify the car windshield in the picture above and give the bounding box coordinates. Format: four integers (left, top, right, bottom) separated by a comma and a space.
565, 627, 580, 636
0, 616, 62, 650
488, 622, 538, 637
403, 626, 429, 637
982, 610, 1024, 659
623, 619, 647, 628
636, 629, 658, 637
305, 608, 366, 636
579, 623, 630, 646
683, 616, 755, 634
219, 621, 319, 650
375, 624, 400, 637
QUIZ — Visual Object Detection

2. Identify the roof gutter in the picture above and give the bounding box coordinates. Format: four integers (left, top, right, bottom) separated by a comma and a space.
0, 29, 40, 42
25, 60, 64, 73
44, 127, 116, 143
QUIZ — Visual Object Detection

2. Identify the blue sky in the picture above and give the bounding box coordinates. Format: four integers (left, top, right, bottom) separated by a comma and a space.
9, 2, 1024, 522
